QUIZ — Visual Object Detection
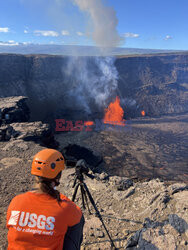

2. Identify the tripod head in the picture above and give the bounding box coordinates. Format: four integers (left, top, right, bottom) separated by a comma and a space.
75, 159, 89, 177
72, 159, 94, 187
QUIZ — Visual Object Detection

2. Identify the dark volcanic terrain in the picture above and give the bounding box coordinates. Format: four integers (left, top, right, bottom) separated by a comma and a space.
0, 113, 187, 249
56, 113, 188, 183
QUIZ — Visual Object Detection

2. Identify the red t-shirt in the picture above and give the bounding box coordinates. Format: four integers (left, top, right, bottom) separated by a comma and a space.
7, 192, 82, 250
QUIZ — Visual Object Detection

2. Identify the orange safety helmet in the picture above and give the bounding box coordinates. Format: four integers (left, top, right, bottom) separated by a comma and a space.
31, 149, 65, 179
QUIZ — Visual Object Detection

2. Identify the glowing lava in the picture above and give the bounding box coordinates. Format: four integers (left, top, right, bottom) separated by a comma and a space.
141, 110, 145, 116
104, 96, 125, 126
84, 121, 94, 126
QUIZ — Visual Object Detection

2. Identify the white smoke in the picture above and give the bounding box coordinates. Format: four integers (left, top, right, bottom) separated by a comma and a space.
63, 0, 123, 113
73, 0, 122, 47
63, 56, 118, 113
21, 0, 123, 114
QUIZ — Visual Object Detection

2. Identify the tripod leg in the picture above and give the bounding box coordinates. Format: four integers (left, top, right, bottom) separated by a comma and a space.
80, 184, 86, 209
72, 183, 80, 202
82, 188, 92, 214
72, 182, 87, 210
83, 183, 117, 249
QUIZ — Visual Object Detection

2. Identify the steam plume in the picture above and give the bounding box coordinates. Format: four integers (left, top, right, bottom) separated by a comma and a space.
63, 56, 118, 113
63, 0, 122, 113
21, 0, 123, 115
73, 0, 122, 47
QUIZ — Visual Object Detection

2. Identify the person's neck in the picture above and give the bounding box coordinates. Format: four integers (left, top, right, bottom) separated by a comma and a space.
31, 184, 45, 194
30, 188, 44, 194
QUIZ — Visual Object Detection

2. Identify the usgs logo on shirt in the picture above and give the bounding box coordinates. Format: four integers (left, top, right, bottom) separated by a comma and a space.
8, 211, 55, 230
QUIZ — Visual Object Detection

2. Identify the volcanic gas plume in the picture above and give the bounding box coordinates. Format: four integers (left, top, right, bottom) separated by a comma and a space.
63, 56, 119, 113
21, 0, 124, 115
63, 0, 124, 113
73, 0, 123, 47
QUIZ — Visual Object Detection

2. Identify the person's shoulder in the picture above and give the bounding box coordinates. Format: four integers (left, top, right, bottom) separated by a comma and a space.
59, 193, 82, 212
59, 194, 83, 226
13, 192, 30, 201
60, 193, 72, 202
8, 192, 30, 208
60, 194, 77, 207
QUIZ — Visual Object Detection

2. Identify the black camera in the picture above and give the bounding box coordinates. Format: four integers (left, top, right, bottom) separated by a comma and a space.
75, 159, 89, 175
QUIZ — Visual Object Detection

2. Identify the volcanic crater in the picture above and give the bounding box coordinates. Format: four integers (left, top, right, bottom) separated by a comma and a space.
0, 52, 188, 249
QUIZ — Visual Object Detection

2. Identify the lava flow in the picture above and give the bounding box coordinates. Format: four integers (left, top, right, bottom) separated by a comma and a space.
84, 121, 94, 126
104, 96, 125, 126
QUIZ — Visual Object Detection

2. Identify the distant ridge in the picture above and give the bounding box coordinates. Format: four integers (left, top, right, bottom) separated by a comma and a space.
0, 44, 184, 56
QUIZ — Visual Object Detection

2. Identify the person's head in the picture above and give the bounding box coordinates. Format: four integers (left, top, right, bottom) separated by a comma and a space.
31, 148, 65, 202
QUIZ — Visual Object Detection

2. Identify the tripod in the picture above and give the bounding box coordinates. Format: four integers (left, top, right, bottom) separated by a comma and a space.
72, 164, 117, 249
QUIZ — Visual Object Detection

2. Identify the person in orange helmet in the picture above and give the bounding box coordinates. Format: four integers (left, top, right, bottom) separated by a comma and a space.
6, 148, 84, 250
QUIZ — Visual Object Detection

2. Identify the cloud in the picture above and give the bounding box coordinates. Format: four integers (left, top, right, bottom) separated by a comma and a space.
34, 30, 59, 37
61, 30, 70, 36
0, 27, 10, 33
24, 30, 28, 34
77, 31, 84, 36
164, 35, 172, 40
123, 32, 140, 38
22, 41, 32, 45
0, 40, 19, 46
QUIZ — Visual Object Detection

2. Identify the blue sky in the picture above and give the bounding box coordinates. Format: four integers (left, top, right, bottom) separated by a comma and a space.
0, 0, 187, 50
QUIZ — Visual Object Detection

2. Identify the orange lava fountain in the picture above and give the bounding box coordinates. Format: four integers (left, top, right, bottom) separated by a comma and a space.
104, 96, 125, 126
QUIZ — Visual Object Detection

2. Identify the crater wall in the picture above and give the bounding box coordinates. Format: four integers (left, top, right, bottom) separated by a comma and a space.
0, 53, 187, 121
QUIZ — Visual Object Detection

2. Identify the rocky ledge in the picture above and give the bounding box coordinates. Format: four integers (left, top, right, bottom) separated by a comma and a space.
0, 135, 187, 249
0, 96, 30, 123
59, 169, 188, 249
0, 96, 58, 147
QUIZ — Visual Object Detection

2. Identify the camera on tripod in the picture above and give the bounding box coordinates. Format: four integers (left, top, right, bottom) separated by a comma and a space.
73, 159, 94, 188
61, 147, 117, 249
75, 159, 89, 175
71, 158, 116, 249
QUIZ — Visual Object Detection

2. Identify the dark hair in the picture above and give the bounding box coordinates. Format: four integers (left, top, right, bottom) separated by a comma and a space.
36, 172, 62, 203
